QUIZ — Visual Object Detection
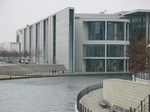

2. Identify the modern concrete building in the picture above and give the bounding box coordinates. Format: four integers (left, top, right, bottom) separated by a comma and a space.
16, 7, 150, 73
0, 42, 20, 52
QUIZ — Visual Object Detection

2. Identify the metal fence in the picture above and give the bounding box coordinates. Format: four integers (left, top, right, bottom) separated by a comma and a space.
133, 94, 150, 112
77, 83, 103, 112
135, 72, 150, 82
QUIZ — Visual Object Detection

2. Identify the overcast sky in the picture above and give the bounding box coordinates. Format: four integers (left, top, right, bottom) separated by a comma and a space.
0, 0, 150, 43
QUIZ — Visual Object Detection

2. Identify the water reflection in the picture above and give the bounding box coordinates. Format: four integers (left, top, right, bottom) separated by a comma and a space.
0, 74, 131, 112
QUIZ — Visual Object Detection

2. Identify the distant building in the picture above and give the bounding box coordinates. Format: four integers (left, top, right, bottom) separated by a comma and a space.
16, 7, 150, 73
0, 42, 20, 52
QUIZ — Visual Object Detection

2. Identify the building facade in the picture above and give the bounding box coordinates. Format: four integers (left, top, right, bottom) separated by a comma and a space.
16, 7, 150, 73
0, 42, 20, 52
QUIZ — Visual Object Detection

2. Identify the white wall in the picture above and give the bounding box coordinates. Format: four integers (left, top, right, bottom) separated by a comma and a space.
103, 79, 150, 109
56, 8, 74, 71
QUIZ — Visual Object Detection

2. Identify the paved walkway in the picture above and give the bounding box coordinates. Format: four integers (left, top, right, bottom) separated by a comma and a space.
80, 89, 109, 112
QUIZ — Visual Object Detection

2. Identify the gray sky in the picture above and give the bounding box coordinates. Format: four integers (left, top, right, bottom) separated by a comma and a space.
0, 0, 150, 43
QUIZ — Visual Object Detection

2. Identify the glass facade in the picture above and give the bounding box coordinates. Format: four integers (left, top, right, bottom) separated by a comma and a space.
129, 17, 146, 41
53, 15, 56, 64
107, 59, 124, 72
107, 22, 124, 40
107, 45, 124, 57
86, 59, 105, 72
88, 22, 105, 40
43, 20, 48, 63
24, 29, 27, 50
29, 26, 33, 59
69, 9, 74, 72
83, 45, 105, 57
36, 23, 40, 62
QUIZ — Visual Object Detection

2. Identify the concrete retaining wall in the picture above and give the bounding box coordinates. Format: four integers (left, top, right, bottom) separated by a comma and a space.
103, 79, 150, 109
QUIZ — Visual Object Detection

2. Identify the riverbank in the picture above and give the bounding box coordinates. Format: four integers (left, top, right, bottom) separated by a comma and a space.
0, 71, 131, 80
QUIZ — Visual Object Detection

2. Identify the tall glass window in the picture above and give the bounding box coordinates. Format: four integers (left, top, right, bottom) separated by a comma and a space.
107, 45, 124, 57
36, 23, 40, 62
129, 17, 146, 41
53, 15, 56, 64
24, 29, 27, 50
107, 22, 124, 40
86, 59, 105, 72
43, 19, 48, 63
69, 9, 74, 72
88, 22, 105, 40
29, 26, 33, 59
107, 59, 124, 72
83, 45, 105, 57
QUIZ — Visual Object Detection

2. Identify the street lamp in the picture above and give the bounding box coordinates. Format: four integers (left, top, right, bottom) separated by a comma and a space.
146, 44, 150, 83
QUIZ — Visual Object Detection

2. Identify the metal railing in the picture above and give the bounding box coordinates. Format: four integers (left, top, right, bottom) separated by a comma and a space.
135, 72, 150, 83
0, 69, 69, 76
133, 95, 150, 112
77, 83, 103, 112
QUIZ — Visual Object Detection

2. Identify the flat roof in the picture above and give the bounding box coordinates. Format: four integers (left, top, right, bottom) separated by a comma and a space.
122, 9, 150, 16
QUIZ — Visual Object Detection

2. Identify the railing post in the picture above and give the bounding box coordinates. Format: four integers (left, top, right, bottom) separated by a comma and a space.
141, 101, 143, 112
133, 108, 136, 112
130, 107, 132, 112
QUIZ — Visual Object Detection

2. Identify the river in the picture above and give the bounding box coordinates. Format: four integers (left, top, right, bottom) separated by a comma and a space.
0, 74, 131, 112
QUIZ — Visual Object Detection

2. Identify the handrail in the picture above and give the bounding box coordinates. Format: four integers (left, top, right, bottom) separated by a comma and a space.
134, 95, 150, 112
135, 72, 150, 82
77, 83, 103, 112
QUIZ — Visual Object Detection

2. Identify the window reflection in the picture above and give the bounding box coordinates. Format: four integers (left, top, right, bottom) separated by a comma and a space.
83, 45, 105, 57
129, 17, 146, 41
107, 59, 124, 72
86, 59, 105, 72
88, 22, 105, 40
107, 22, 124, 40
107, 45, 124, 57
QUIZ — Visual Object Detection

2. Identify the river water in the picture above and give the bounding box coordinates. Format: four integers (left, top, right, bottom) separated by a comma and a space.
0, 74, 131, 112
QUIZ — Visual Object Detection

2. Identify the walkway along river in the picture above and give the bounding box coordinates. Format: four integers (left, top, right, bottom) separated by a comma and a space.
0, 74, 131, 112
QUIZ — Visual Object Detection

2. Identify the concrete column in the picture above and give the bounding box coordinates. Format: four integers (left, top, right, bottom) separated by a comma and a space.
146, 13, 149, 40
47, 17, 51, 64
31, 24, 36, 63
39, 21, 44, 63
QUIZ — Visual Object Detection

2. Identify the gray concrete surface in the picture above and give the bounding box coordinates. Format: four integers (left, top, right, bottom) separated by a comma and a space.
80, 89, 109, 112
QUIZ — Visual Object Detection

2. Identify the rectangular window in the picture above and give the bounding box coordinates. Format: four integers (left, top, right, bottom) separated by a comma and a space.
86, 59, 105, 72
129, 17, 146, 41
53, 15, 56, 64
107, 22, 124, 40
69, 9, 74, 72
83, 45, 105, 57
88, 22, 105, 40
107, 45, 124, 57
107, 59, 124, 72
24, 29, 27, 50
